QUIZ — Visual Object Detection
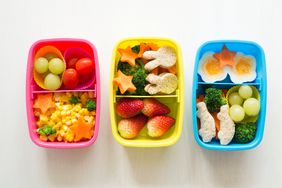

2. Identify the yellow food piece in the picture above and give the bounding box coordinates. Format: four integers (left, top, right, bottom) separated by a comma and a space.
34, 92, 96, 142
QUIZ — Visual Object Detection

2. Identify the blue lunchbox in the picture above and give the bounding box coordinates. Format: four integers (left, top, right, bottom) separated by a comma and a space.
192, 40, 267, 151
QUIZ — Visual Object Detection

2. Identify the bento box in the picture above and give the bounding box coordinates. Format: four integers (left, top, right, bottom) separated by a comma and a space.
109, 37, 184, 147
26, 38, 100, 148
192, 40, 267, 151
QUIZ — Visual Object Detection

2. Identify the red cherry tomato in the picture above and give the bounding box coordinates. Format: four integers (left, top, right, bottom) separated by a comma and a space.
63, 68, 79, 89
67, 58, 78, 69
76, 58, 94, 75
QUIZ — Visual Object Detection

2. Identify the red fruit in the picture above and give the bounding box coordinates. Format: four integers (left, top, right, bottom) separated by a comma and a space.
142, 98, 170, 117
116, 98, 144, 118
76, 58, 94, 75
118, 114, 148, 139
62, 68, 79, 89
147, 116, 175, 138
67, 58, 78, 69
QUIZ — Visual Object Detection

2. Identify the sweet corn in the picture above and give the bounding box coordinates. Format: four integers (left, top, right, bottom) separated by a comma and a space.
39, 135, 48, 141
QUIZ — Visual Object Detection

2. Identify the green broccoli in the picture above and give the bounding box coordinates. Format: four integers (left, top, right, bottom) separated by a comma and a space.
234, 123, 257, 143
131, 45, 140, 54
204, 88, 226, 112
37, 125, 56, 136
69, 96, 79, 104
117, 58, 148, 95
86, 99, 96, 111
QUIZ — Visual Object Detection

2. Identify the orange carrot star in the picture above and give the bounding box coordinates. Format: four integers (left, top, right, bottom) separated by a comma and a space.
118, 46, 138, 66
33, 93, 56, 114
70, 117, 93, 142
113, 70, 136, 94
138, 43, 151, 58
213, 45, 236, 68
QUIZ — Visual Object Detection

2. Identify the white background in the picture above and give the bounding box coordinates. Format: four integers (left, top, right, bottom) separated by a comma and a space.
0, 0, 281, 187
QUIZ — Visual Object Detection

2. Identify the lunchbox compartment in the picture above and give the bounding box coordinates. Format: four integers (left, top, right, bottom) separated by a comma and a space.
112, 97, 181, 147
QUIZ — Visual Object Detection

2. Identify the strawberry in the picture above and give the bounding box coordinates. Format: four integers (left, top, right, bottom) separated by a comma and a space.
142, 98, 170, 117
147, 116, 175, 138
118, 114, 148, 139
116, 98, 144, 118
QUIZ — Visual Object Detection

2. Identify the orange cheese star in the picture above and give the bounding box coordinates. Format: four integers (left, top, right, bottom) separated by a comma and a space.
33, 93, 56, 114
138, 43, 151, 58
113, 70, 136, 94
118, 46, 138, 66
213, 45, 236, 68
147, 43, 159, 51
70, 117, 93, 142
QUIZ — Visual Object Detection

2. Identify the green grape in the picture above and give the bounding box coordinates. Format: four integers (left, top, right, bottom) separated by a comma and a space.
229, 105, 245, 122
34, 57, 48, 74
239, 85, 253, 99
229, 92, 243, 105
45, 53, 57, 61
44, 73, 61, 90
243, 98, 260, 116
48, 58, 65, 75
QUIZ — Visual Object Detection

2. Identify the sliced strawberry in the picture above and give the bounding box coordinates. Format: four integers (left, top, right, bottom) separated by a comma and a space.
147, 116, 175, 138
142, 98, 170, 117
116, 98, 144, 118
118, 114, 148, 139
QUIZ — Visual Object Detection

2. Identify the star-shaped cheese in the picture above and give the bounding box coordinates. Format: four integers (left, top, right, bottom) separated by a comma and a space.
33, 93, 56, 114
118, 46, 138, 66
70, 117, 93, 142
213, 45, 236, 68
138, 43, 151, 58
113, 70, 136, 94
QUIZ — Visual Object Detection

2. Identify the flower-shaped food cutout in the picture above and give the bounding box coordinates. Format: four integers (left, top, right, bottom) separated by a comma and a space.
229, 53, 257, 84
143, 46, 176, 71
198, 52, 228, 83
145, 73, 178, 94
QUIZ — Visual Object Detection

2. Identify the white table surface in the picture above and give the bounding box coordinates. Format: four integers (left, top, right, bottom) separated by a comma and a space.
0, 0, 281, 187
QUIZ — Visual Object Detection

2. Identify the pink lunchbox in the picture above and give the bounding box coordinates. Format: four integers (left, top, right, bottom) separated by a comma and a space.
26, 38, 100, 148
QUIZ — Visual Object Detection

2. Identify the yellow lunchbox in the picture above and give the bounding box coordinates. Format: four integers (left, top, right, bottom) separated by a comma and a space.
109, 37, 184, 147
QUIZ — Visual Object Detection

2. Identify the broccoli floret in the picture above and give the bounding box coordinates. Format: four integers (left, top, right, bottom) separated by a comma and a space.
69, 96, 79, 104
204, 88, 226, 112
234, 123, 257, 143
37, 125, 56, 136
117, 58, 148, 95
131, 45, 140, 54
85, 99, 96, 111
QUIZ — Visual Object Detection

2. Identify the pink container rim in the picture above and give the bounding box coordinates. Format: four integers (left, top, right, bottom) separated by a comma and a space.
26, 38, 101, 149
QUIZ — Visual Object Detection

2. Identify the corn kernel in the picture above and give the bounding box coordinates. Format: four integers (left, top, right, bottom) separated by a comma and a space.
39, 135, 48, 141
57, 135, 63, 141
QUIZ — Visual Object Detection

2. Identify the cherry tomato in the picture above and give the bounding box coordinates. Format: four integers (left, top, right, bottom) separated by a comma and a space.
67, 58, 78, 69
62, 68, 79, 89
76, 58, 94, 75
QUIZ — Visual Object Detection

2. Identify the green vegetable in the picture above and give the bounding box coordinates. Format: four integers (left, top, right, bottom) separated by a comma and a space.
204, 88, 226, 112
117, 58, 148, 95
86, 99, 96, 111
234, 123, 257, 143
131, 45, 140, 54
37, 125, 56, 136
69, 96, 79, 104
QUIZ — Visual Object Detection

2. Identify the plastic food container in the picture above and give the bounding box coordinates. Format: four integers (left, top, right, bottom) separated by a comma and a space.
109, 37, 184, 147
26, 38, 100, 148
192, 40, 267, 151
